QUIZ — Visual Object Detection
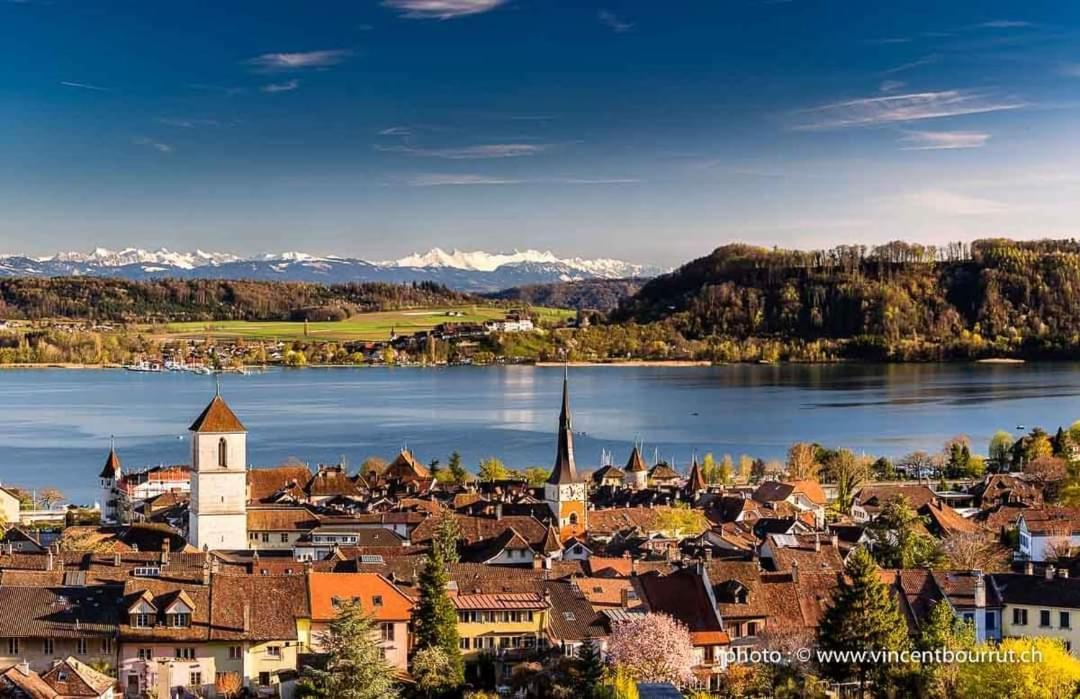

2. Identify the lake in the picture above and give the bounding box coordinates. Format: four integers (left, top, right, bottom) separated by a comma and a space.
2, 363, 1080, 504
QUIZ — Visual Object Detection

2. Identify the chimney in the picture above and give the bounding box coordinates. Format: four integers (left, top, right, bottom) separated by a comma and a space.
47, 549, 53, 572
16, 661, 29, 675
494, 502, 503, 521
1060, 568, 1070, 580
973, 570, 985, 608
814, 534, 820, 552
791, 559, 799, 583
243, 603, 251, 634
830, 533, 839, 548
1047, 565, 1056, 581
630, 557, 638, 577
202, 558, 211, 585
113, 552, 121, 567
704, 547, 713, 561
160, 540, 170, 565
1024, 560, 1034, 576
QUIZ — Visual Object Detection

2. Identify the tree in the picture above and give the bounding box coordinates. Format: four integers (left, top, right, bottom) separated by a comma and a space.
899, 450, 938, 480
214, 672, 243, 699
956, 637, 1080, 699
989, 431, 1015, 472
943, 436, 972, 479
918, 599, 975, 698
825, 449, 866, 514
413, 553, 464, 688
868, 495, 945, 569
431, 509, 461, 565
412, 646, 456, 697
817, 547, 912, 690
577, 640, 605, 695
941, 531, 1009, 571
519, 466, 551, 487
477, 457, 508, 482
655, 503, 708, 538
786, 442, 820, 481
447, 451, 468, 485
717, 454, 734, 485
595, 666, 639, 699
606, 613, 695, 686
37, 487, 64, 509
299, 600, 399, 699
1025, 455, 1068, 481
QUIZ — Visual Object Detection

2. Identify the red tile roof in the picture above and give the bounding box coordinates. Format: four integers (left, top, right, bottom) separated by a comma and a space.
188, 395, 246, 433
308, 572, 413, 622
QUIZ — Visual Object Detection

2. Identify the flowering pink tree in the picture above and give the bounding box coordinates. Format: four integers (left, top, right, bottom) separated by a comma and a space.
606, 613, 696, 686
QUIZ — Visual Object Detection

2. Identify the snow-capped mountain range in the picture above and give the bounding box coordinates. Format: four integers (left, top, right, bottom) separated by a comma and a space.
0, 247, 659, 293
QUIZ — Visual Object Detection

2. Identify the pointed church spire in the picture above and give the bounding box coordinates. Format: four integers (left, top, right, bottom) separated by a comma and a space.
99, 437, 122, 479
686, 455, 706, 494
547, 366, 578, 484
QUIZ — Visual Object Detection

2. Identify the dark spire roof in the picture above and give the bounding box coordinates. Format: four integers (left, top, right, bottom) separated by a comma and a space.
99, 443, 121, 479
547, 366, 578, 485
686, 458, 706, 492
189, 395, 246, 433
625, 445, 648, 473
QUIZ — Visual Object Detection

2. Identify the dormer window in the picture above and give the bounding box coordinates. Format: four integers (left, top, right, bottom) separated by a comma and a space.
132, 613, 153, 628
169, 612, 191, 628
218, 438, 228, 468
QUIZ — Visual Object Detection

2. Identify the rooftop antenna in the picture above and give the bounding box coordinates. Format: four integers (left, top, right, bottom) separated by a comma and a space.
214, 374, 222, 397
110, 434, 116, 451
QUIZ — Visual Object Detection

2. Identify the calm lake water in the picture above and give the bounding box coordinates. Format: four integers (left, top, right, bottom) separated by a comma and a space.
3, 363, 1080, 504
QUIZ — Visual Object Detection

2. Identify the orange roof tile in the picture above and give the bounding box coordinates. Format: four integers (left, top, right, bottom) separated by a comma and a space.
308, 572, 413, 622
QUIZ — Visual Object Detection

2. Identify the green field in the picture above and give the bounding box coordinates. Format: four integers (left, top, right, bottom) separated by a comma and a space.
157, 306, 574, 342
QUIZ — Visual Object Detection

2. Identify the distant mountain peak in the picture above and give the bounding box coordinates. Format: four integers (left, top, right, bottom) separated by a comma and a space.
0, 246, 659, 293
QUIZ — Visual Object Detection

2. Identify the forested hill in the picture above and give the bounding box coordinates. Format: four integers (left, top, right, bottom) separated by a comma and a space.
0, 278, 475, 322
486, 278, 645, 313
614, 239, 1080, 360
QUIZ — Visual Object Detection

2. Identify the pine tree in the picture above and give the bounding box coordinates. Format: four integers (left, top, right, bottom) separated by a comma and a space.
447, 451, 467, 485
817, 547, 912, 691
414, 552, 465, 688
917, 599, 975, 698
299, 600, 399, 699
577, 640, 605, 695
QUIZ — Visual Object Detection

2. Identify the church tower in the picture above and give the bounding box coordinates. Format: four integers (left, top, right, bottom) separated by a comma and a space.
545, 368, 587, 540
99, 439, 122, 524
188, 393, 248, 550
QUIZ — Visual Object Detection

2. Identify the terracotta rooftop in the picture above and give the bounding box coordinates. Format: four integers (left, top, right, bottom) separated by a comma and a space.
188, 394, 246, 433
308, 572, 412, 623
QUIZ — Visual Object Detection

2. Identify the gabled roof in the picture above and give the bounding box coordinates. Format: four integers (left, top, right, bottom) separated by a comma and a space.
648, 463, 679, 481
247, 465, 313, 502
99, 448, 121, 479
386, 449, 431, 482
188, 395, 246, 433
592, 465, 624, 483
0, 663, 59, 699
210, 573, 309, 640
41, 656, 115, 697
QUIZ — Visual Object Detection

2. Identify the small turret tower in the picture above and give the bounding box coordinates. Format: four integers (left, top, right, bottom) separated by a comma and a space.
544, 367, 587, 539
99, 437, 122, 524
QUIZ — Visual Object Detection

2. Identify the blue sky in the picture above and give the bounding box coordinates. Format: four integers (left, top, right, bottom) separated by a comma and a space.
3, 0, 1080, 266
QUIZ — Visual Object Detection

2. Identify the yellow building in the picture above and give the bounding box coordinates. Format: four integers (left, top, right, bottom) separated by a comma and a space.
454, 588, 548, 684
997, 570, 1080, 655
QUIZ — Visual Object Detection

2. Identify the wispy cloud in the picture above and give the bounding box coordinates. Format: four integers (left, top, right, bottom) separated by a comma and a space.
405, 173, 639, 186
133, 138, 173, 154
383, 0, 507, 20
188, 84, 248, 96
900, 130, 990, 150
379, 126, 414, 137
864, 37, 911, 45
973, 20, 1033, 29
246, 50, 352, 72
158, 117, 220, 128
60, 81, 110, 92
900, 189, 1009, 215
261, 79, 300, 93
792, 90, 1025, 130
1061, 64, 1080, 78
879, 80, 906, 93
598, 10, 634, 33
377, 143, 553, 159
880, 54, 939, 75
407, 173, 522, 186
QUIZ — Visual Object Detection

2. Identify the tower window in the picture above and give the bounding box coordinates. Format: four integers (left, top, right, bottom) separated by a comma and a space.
569, 513, 579, 525
218, 438, 228, 468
